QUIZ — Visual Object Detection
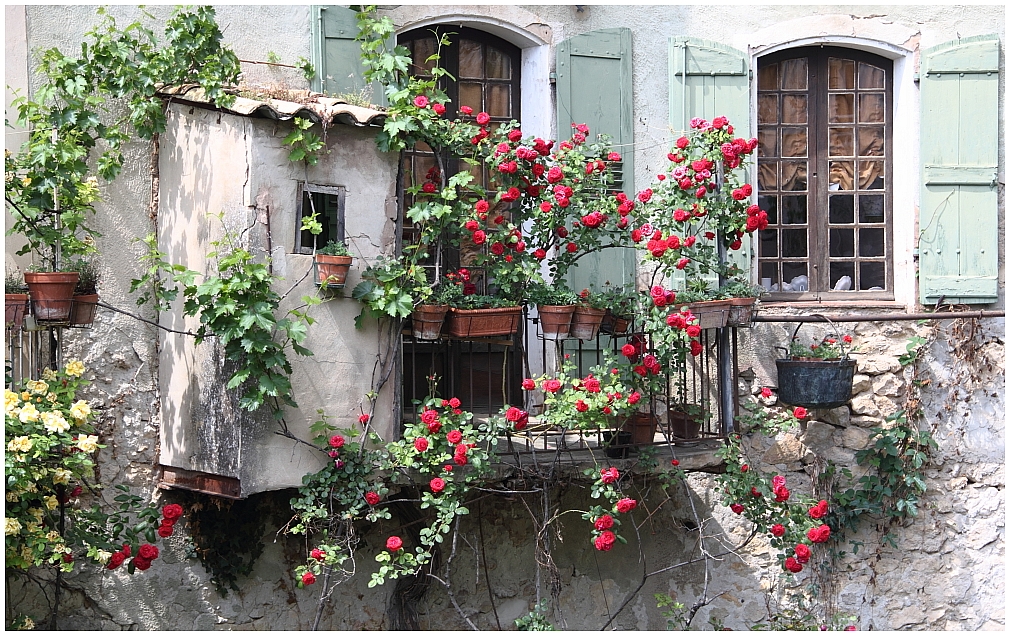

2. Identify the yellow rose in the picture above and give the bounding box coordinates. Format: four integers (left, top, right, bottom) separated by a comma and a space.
41, 368, 57, 381
20, 545, 33, 561
25, 522, 40, 534
21, 176, 31, 186
26, 380, 49, 395
21, 391, 30, 401
70, 400, 91, 422
21, 618, 35, 630
46, 392, 58, 403
6, 491, 20, 502
96, 549, 112, 564
46, 530, 61, 542
44, 495, 58, 510
41, 411, 70, 434
52, 468, 72, 484
29, 508, 44, 522
64, 360, 85, 377
76, 434, 99, 453
5, 389, 20, 413
18, 403, 40, 423
7, 436, 32, 452
4, 517, 22, 535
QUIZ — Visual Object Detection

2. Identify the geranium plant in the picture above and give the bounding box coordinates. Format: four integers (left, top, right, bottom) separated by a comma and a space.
788, 333, 854, 360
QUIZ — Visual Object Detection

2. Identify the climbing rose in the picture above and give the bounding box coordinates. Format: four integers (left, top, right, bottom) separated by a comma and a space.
421, 409, 439, 425
414, 437, 429, 452
740, 464, 749, 472
329, 434, 345, 449
162, 504, 183, 521
807, 524, 831, 543
771, 524, 786, 537
311, 548, 326, 560
616, 498, 637, 513
690, 340, 703, 356
575, 399, 588, 412
359, 413, 370, 424
566, 242, 577, 253
843, 334, 853, 343
594, 514, 615, 531
476, 111, 491, 125
730, 503, 744, 514
760, 387, 773, 398
793, 406, 808, 420
386, 536, 404, 551
460, 105, 473, 115
794, 543, 812, 564
432, 103, 446, 115
447, 430, 463, 444
413, 95, 429, 108
522, 378, 536, 390
784, 557, 803, 573
302, 572, 316, 585
122, 544, 132, 557
472, 230, 486, 244
138, 544, 159, 560
628, 391, 641, 405
133, 557, 152, 571
543, 379, 562, 393
505, 406, 523, 422
107, 552, 126, 569
448, 397, 461, 409
670, 459, 679, 466
430, 478, 446, 494
594, 530, 616, 551
809, 500, 829, 519
364, 491, 381, 505
621, 344, 637, 358
426, 420, 442, 434
157, 524, 174, 538
600, 467, 619, 484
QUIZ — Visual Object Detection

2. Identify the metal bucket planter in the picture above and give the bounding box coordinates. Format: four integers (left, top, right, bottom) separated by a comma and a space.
570, 306, 605, 340
537, 304, 575, 339
411, 304, 448, 340
776, 358, 856, 409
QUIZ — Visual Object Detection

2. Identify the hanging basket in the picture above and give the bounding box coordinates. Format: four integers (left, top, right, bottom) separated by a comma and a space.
411, 304, 448, 340
5, 293, 28, 331
313, 255, 352, 288
601, 310, 630, 336
69, 294, 100, 328
726, 297, 757, 327
25, 272, 79, 322
446, 306, 522, 338
776, 317, 856, 409
684, 299, 732, 329
570, 306, 605, 340
537, 304, 576, 339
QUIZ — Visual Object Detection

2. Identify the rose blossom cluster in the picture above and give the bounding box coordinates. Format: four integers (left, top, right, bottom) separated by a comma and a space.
106, 541, 160, 572
157, 503, 183, 538
529, 361, 637, 429
588, 468, 641, 552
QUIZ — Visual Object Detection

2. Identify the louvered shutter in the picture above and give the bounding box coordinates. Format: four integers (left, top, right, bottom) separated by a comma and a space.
918, 35, 1000, 305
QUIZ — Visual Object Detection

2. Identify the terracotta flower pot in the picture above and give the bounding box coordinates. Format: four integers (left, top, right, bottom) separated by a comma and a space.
726, 297, 757, 327
314, 255, 352, 288
446, 306, 523, 338
622, 412, 659, 445
668, 408, 702, 440
411, 304, 448, 340
24, 272, 79, 322
5, 293, 28, 331
537, 304, 576, 339
684, 299, 732, 329
570, 306, 605, 340
601, 310, 630, 335
70, 293, 100, 327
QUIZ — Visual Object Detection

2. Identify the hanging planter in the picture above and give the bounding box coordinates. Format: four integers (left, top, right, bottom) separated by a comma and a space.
570, 305, 605, 340
445, 306, 522, 338
25, 272, 79, 322
314, 254, 353, 288
601, 310, 630, 336
775, 318, 856, 409
5, 294, 29, 331
69, 294, 100, 328
726, 296, 757, 327
537, 304, 576, 340
684, 299, 732, 329
411, 304, 448, 340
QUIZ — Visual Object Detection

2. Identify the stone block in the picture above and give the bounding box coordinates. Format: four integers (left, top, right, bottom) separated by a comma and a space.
761, 434, 807, 465
838, 426, 870, 450
850, 392, 881, 417
851, 373, 871, 393
800, 420, 835, 452
871, 373, 905, 397
856, 355, 901, 375
821, 406, 851, 427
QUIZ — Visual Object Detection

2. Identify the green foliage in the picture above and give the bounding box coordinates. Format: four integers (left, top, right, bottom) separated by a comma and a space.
317, 240, 350, 257
655, 593, 690, 630
295, 56, 316, 82
351, 255, 427, 326
5, 6, 239, 269
515, 599, 556, 631
898, 335, 928, 367
527, 283, 579, 307
283, 117, 326, 165
749, 594, 857, 631
66, 258, 100, 294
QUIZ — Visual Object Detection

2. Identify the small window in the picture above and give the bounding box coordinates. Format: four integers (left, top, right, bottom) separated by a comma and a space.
296, 184, 345, 254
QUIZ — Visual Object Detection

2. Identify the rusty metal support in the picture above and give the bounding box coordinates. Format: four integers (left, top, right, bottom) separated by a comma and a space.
751, 310, 1003, 323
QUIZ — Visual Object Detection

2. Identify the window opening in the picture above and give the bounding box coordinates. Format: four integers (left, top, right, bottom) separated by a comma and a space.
296, 184, 345, 254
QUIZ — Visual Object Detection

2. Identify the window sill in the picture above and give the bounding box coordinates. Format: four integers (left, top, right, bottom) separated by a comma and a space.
759, 299, 905, 310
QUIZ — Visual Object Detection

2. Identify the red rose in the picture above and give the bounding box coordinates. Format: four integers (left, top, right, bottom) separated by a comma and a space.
430, 477, 446, 493
730, 503, 744, 514
447, 430, 463, 444
730, 239, 742, 250
472, 230, 486, 245
476, 111, 491, 125
793, 407, 808, 420
534, 248, 547, 260
107, 552, 126, 569
329, 434, 345, 449
809, 500, 829, 519
122, 544, 132, 557
594, 514, 615, 531
616, 498, 637, 513
771, 524, 786, 537
690, 340, 703, 356
162, 504, 183, 521
138, 544, 159, 560
583, 377, 601, 393
600, 467, 619, 484
751, 487, 763, 498
621, 344, 637, 358
522, 378, 536, 391
628, 391, 641, 405
133, 557, 152, 571
686, 325, 701, 338
365, 491, 381, 505
637, 188, 653, 203
566, 242, 577, 253
414, 437, 429, 452
505, 406, 523, 422
422, 181, 437, 193
807, 524, 831, 543
302, 571, 316, 585
157, 524, 174, 538
575, 399, 589, 412
676, 136, 689, 149
608, 152, 621, 161
794, 543, 811, 563
413, 95, 429, 108
740, 464, 748, 472
760, 387, 773, 398
543, 379, 562, 393
670, 459, 679, 466
454, 452, 468, 466
460, 105, 473, 115
593, 530, 616, 551
784, 557, 803, 573
386, 536, 404, 551
448, 397, 460, 409
774, 486, 790, 503
843, 334, 853, 344
432, 103, 446, 115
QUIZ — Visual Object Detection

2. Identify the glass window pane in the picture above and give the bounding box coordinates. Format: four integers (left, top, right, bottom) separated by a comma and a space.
758, 162, 778, 190
781, 161, 807, 191
781, 128, 807, 157
858, 63, 885, 89
781, 229, 807, 257
858, 127, 885, 156
859, 161, 884, 190
782, 195, 807, 224
859, 228, 885, 257
858, 93, 885, 123
459, 39, 483, 78
760, 261, 779, 287
859, 262, 885, 290
414, 141, 433, 153
486, 46, 511, 79
487, 84, 510, 117
758, 195, 777, 224
781, 58, 807, 90
830, 228, 854, 257
829, 94, 855, 123
459, 83, 483, 113
859, 195, 885, 223
758, 95, 778, 124
782, 262, 808, 286
759, 229, 778, 257
411, 38, 438, 75
829, 161, 854, 191
782, 95, 808, 124
829, 262, 856, 290
758, 130, 778, 157
758, 64, 779, 90
828, 58, 855, 89
829, 127, 854, 157
829, 194, 854, 224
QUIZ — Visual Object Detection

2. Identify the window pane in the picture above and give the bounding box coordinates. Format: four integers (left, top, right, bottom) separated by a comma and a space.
858, 63, 885, 89
758, 130, 777, 157
859, 195, 884, 223
758, 195, 777, 224
829, 161, 854, 191
782, 95, 808, 124
782, 262, 808, 286
828, 58, 855, 89
781, 58, 807, 89
859, 262, 885, 290
758, 63, 778, 90
829, 262, 855, 290
486, 46, 511, 79
459, 40, 483, 78
829, 127, 854, 156
830, 228, 854, 257
781, 128, 807, 157
781, 161, 807, 191
858, 93, 885, 123
459, 83, 483, 112
859, 228, 885, 257
828, 94, 855, 123
411, 38, 438, 75
782, 229, 807, 257
758, 95, 778, 124
829, 194, 854, 223
858, 161, 884, 190
759, 229, 778, 257
782, 195, 807, 224
758, 162, 778, 190
760, 261, 779, 287
858, 127, 884, 156
487, 84, 510, 117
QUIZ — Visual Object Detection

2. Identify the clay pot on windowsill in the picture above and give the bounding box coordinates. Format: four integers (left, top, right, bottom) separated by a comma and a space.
5, 293, 28, 331
445, 306, 522, 338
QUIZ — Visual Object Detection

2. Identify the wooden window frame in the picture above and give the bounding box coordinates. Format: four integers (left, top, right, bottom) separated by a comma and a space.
295, 183, 346, 254
757, 47, 894, 302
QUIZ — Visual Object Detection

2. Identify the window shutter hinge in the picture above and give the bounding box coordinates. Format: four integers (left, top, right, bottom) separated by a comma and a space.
549, 72, 557, 84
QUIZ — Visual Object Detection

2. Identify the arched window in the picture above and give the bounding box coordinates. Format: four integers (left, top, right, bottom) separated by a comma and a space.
757, 47, 892, 297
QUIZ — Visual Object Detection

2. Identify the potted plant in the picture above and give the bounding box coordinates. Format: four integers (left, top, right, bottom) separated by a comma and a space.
599, 283, 638, 335
68, 258, 100, 327
667, 402, 705, 440
526, 355, 638, 434
5, 269, 29, 331
527, 283, 579, 340
411, 271, 466, 341
445, 293, 524, 339
314, 240, 353, 288
776, 322, 856, 409
570, 289, 608, 341
719, 280, 764, 327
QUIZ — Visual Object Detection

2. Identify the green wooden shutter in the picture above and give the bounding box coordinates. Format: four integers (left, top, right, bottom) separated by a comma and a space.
919, 34, 1000, 305
312, 6, 384, 105
556, 28, 636, 305
669, 37, 752, 286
